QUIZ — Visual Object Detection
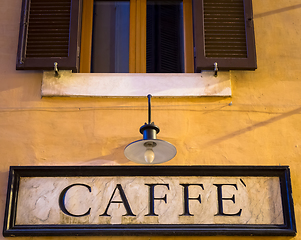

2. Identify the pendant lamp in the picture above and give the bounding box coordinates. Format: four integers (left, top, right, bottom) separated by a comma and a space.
124, 95, 177, 164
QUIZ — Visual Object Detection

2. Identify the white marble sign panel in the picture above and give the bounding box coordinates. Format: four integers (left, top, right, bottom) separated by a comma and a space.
15, 176, 283, 225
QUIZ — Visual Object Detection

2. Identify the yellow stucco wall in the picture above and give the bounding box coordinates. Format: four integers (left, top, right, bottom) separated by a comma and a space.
1, 0, 301, 239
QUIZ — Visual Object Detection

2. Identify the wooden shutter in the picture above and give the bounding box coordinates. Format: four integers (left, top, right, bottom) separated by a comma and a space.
16, 0, 81, 72
193, 0, 256, 71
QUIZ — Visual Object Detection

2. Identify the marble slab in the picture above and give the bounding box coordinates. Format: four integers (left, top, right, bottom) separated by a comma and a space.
15, 176, 283, 225
41, 71, 231, 97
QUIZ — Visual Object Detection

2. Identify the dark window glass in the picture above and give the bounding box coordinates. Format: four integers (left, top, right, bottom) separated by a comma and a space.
91, 1, 130, 73
147, 0, 184, 73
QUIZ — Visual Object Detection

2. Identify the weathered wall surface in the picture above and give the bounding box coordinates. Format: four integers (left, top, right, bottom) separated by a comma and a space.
0, 0, 301, 239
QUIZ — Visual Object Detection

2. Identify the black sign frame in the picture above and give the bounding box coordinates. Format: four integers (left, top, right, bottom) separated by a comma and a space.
3, 166, 296, 236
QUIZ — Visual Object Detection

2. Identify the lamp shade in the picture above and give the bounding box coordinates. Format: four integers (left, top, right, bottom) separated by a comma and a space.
124, 139, 177, 164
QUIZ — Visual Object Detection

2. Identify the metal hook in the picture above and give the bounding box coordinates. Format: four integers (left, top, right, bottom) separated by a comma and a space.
54, 62, 59, 77
214, 62, 218, 77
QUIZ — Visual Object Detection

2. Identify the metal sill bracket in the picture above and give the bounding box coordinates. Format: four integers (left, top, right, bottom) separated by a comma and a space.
54, 62, 59, 77
214, 62, 218, 77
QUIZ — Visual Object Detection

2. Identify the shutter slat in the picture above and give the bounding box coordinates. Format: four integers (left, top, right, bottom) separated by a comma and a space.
29, 23, 70, 26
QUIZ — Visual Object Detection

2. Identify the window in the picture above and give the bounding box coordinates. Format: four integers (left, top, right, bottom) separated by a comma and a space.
81, 0, 193, 73
16, 0, 256, 73
89, 0, 185, 73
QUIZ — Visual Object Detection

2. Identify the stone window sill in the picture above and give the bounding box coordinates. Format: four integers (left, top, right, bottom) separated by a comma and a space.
41, 71, 231, 97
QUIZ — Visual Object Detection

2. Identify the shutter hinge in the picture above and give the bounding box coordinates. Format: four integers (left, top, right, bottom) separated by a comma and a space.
247, 18, 254, 28
77, 46, 81, 58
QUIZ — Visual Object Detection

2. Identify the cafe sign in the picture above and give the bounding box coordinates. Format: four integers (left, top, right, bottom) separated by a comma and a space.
3, 166, 296, 236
